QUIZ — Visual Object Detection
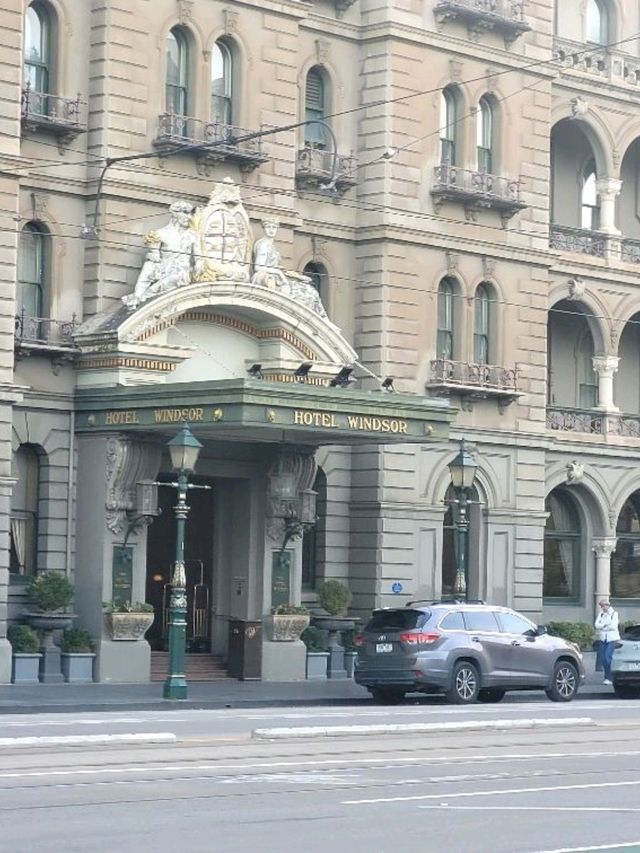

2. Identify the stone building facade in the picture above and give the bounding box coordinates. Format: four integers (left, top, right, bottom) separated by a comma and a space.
1, 0, 639, 683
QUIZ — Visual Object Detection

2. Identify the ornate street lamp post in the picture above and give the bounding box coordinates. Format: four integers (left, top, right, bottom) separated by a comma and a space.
163, 423, 203, 700
448, 440, 478, 600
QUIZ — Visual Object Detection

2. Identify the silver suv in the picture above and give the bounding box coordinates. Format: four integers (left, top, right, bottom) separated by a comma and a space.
354, 601, 585, 705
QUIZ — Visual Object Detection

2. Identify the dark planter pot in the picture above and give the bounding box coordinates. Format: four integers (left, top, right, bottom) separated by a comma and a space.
61, 653, 95, 684
25, 611, 76, 684
12, 653, 42, 685
311, 615, 356, 679
306, 651, 329, 680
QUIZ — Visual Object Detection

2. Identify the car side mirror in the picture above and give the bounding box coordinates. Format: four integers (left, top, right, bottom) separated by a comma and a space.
536, 625, 547, 637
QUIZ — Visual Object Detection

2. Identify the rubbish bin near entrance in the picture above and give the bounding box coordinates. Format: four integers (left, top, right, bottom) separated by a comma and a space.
227, 620, 262, 680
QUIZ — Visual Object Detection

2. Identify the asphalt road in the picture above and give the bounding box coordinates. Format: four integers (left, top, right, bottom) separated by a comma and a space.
1, 699, 640, 853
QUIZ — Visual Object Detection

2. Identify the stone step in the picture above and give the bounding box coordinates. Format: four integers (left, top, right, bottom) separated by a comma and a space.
150, 652, 231, 682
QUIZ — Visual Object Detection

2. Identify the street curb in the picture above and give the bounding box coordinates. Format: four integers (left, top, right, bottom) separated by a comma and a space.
0, 732, 177, 748
252, 717, 595, 739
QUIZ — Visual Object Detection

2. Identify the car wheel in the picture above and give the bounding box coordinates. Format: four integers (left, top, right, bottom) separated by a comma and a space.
478, 688, 506, 703
447, 661, 480, 705
370, 688, 406, 705
545, 660, 579, 702
613, 683, 640, 699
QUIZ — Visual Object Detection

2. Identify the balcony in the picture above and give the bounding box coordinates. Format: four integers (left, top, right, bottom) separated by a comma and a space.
546, 407, 640, 439
15, 312, 78, 364
621, 238, 640, 264
426, 359, 521, 411
434, 0, 530, 43
432, 165, 526, 224
21, 85, 86, 150
295, 145, 357, 195
154, 115, 269, 173
553, 37, 640, 87
549, 224, 607, 259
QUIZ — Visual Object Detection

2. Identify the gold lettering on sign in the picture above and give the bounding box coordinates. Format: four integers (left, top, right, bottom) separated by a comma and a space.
153, 407, 204, 424
105, 410, 140, 426
293, 410, 408, 433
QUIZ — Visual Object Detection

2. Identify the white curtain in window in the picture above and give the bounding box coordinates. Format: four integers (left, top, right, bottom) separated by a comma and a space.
10, 516, 27, 574
548, 494, 574, 592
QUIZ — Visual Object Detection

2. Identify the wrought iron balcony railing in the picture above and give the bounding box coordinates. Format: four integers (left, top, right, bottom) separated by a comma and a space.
549, 224, 607, 258
295, 145, 357, 195
21, 85, 86, 147
553, 37, 640, 86
546, 407, 604, 435
427, 359, 520, 410
15, 312, 78, 358
621, 238, 640, 264
154, 115, 269, 172
434, 0, 530, 42
432, 164, 526, 222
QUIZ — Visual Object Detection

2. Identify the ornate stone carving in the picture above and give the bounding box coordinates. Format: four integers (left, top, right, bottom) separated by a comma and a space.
565, 461, 584, 484
177, 0, 193, 23
191, 177, 251, 283
592, 538, 617, 559
105, 437, 162, 535
122, 202, 197, 310
449, 59, 463, 82
266, 449, 318, 541
445, 250, 459, 274
316, 39, 331, 65
223, 7, 239, 34
252, 218, 330, 320
31, 191, 49, 219
334, 0, 357, 17
571, 96, 589, 118
566, 277, 585, 300
482, 256, 496, 278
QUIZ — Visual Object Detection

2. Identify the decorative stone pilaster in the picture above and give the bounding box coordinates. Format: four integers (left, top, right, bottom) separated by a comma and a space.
596, 178, 622, 235
592, 356, 619, 412
592, 538, 617, 616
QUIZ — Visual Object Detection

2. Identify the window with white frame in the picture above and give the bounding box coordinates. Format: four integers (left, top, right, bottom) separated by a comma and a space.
211, 39, 233, 125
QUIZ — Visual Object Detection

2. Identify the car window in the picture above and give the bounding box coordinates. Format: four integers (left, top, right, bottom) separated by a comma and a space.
497, 611, 536, 635
365, 609, 428, 631
463, 610, 500, 632
623, 624, 640, 640
440, 611, 465, 631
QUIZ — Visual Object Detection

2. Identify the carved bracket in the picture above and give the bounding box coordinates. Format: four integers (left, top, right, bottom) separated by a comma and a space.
105, 437, 162, 535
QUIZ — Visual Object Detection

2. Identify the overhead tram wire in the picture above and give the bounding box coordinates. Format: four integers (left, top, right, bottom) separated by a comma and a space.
3, 29, 640, 182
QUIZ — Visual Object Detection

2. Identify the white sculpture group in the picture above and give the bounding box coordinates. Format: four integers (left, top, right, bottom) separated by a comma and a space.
122, 178, 329, 321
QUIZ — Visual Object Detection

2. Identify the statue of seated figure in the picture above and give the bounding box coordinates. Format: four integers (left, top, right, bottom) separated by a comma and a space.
251, 218, 330, 320
122, 200, 196, 311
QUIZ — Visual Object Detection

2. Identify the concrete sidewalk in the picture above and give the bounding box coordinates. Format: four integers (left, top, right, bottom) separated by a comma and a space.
0, 656, 612, 715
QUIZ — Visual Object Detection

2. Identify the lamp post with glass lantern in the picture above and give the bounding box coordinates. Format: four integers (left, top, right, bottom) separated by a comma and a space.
163, 423, 203, 700
447, 439, 478, 600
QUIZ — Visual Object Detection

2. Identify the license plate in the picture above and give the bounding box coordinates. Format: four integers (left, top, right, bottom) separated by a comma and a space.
376, 643, 393, 653
628, 662, 640, 671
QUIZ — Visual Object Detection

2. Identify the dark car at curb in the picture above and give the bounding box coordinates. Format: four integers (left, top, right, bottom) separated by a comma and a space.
354, 601, 585, 705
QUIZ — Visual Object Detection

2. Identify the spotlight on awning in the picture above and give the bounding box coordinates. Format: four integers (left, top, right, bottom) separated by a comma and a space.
247, 363, 263, 379
294, 362, 313, 381
329, 366, 354, 388
382, 377, 394, 392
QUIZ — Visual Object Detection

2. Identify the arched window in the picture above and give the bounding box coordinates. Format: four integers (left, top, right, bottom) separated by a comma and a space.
166, 27, 188, 119
477, 96, 494, 173
10, 445, 41, 576
302, 468, 327, 590
440, 88, 457, 165
586, 0, 607, 45
18, 222, 48, 322
474, 283, 491, 365
305, 66, 327, 147
577, 330, 597, 408
437, 278, 455, 359
211, 39, 232, 125
303, 261, 328, 302
543, 489, 581, 599
581, 160, 599, 230
612, 492, 640, 598
24, 2, 51, 114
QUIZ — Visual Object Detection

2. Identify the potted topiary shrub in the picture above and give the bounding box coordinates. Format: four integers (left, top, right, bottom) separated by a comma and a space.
311, 580, 355, 679
25, 571, 76, 684
266, 604, 310, 641
8, 624, 41, 684
60, 627, 95, 683
301, 626, 329, 680
103, 601, 155, 641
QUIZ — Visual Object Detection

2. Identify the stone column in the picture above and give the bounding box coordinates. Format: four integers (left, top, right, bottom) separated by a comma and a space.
596, 178, 622, 235
592, 538, 617, 617
593, 356, 619, 412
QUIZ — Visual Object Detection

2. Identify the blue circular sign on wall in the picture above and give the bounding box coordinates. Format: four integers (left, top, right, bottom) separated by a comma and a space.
391, 582, 403, 594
